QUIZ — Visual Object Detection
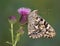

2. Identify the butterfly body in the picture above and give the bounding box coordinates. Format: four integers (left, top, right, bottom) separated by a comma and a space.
28, 10, 56, 39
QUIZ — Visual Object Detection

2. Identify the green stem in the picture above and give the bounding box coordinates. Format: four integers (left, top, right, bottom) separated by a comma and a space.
11, 23, 14, 46
13, 33, 20, 46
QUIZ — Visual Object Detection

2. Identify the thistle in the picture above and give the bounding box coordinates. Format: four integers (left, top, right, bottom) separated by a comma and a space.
18, 7, 31, 25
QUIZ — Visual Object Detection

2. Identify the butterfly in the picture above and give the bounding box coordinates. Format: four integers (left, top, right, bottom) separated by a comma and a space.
28, 10, 56, 39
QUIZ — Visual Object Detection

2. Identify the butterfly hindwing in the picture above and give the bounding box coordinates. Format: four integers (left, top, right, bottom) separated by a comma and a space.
28, 10, 56, 39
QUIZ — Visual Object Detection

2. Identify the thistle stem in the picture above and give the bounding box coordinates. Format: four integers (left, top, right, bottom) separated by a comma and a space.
13, 33, 20, 46
11, 23, 14, 46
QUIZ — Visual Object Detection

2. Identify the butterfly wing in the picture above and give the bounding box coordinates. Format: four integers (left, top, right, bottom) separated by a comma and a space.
28, 10, 56, 39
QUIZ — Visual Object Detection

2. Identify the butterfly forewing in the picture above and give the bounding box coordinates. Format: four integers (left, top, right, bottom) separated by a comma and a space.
28, 10, 56, 39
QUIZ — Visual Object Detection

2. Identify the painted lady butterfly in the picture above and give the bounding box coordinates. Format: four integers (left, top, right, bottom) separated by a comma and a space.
28, 10, 56, 39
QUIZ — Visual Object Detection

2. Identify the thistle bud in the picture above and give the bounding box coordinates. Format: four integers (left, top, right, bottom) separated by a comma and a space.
8, 16, 16, 24
17, 26, 24, 35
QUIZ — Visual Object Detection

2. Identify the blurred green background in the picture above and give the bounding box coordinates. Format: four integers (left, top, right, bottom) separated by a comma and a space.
0, 0, 60, 46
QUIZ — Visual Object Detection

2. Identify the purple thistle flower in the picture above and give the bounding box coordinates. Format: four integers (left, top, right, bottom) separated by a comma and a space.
17, 7, 31, 25
18, 7, 31, 16
8, 16, 16, 24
